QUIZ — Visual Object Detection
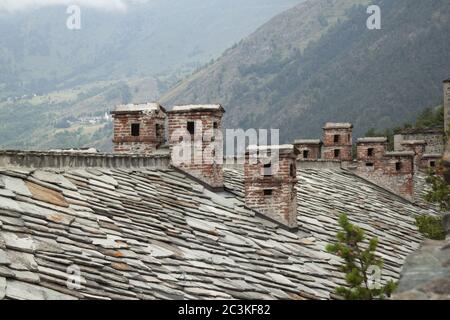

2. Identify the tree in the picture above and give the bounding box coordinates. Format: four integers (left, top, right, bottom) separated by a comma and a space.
424, 170, 450, 211
326, 214, 397, 300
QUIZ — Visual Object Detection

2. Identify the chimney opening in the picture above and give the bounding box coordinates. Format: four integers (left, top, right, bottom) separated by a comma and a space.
367, 148, 374, 157
263, 189, 273, 197
395, 162, 401, 172
131, 123, 140, 137
366, 162, 374, 167
263, 163, 272, 176
187, 121, 195, 135
430, 161, 436, 168
213, 122, 218, 129
155, 123, 162, 137
303, 150, 309, 159
334, 135, 340, 143
334, 149, 340, 158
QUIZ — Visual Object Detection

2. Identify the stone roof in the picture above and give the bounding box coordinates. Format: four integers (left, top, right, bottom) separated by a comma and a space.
356, 137, 388, 144
323, 123, 353, 130
293, 139, 322, 145
0, 163, 438, 300
112, 103, 165, 114
169, 105, 224, 113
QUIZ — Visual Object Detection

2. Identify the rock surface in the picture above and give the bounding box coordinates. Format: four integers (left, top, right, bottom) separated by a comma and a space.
394, 237, 450, 300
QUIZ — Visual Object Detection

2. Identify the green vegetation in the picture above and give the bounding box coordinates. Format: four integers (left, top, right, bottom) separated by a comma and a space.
415, 215, 446, 240
424, 170, 450, 211
162, 0, 450, 142
326, 214, 397, 300
365, 106, 445, 150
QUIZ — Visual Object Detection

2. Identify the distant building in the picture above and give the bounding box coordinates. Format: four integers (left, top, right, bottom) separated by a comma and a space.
394, 127, 445, 154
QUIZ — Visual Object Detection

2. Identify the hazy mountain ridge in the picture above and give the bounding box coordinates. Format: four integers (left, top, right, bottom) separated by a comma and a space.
0, 0, 302, 150
0, 0, 301, 99
162, 0, 450, 141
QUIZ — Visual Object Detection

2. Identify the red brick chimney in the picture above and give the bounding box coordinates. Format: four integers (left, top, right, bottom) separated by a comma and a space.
293, 139, 322, 160
356, 137, 388, 167
244, 145, 299, 230
167, 104, 225, 189
322, 123, 353, 161
111, 103, 166, 154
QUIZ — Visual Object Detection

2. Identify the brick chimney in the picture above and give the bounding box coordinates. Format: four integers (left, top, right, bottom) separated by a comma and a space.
322, 123, 353, 161
293, 139, 322, 160
400, 140, 427, 172
382, 151, 415, 199
356, 137, 388, 167
244, 145, 299, 230
444, 78, 450, 132
111, 103, 166, 154
167, 104, 225, 189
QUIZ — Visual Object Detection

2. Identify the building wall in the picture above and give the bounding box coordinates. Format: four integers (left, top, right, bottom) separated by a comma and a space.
244, 155, 298, 229
112, 112, 166, 154
394, 132, 444, 154
168, 110, 223, 188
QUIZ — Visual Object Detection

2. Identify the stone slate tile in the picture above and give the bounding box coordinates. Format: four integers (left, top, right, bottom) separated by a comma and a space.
0, 166, 434, 300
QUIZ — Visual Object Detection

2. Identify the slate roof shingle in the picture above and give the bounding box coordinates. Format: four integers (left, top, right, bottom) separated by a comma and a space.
0, 164, 439, 300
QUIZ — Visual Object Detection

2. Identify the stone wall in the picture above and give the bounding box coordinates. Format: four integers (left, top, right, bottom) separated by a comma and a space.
244, 147, 298, 230
168, 107, 224, 189
394, 129, 444, 154
0, 150, 171, 169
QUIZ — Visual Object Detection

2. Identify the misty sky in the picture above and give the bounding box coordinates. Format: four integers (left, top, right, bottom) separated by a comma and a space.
0, 0, 151, 12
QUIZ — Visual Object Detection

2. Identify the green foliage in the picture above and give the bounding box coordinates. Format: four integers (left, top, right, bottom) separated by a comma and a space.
326, 214, 397, 300
424, 170, 450, 211
415, 215, 446, 240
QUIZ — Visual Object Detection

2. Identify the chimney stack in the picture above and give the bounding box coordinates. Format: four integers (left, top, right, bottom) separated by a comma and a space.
322, 123, 353, 161
168, 104, 225, 189
356, 137, 388, 167
400, 140, 427, 172
293, 139, 322, 160
244, 145, 299, 230
111, 103, 166, 154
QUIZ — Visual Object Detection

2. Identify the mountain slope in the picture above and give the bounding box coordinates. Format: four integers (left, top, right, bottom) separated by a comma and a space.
161, 0, 450, 141
0, 0, 302, 99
